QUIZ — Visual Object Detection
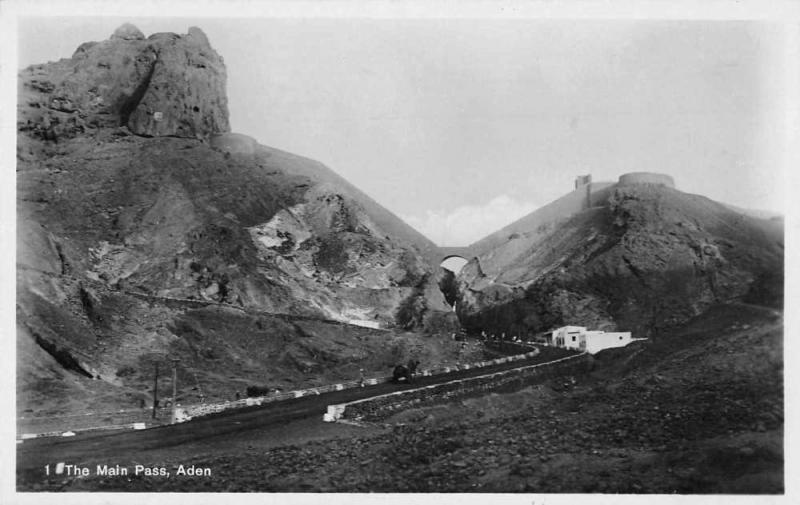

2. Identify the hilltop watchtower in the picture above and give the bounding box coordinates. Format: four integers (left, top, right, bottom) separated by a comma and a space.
575, 174, 592, 189
575, 174, 592, 208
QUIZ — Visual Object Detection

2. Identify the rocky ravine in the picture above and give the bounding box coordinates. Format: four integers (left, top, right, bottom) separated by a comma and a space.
17, 25, 457, 419
455, 178, 783, 338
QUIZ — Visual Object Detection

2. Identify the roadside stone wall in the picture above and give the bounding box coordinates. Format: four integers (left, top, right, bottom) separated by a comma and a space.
182, 347, 542, 422
19, 346, 554, 437
484, 340, 538, 355
331, 353, 590, 422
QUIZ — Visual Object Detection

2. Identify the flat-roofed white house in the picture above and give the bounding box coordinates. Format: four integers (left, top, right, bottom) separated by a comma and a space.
551, 326, 637, 354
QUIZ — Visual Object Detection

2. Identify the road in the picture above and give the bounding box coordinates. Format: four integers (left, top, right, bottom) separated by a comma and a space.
17, 346, 573, 485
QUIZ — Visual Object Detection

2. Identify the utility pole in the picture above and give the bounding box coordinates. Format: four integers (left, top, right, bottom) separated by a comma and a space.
152, 362, 159, 419
170, 358, 180, 424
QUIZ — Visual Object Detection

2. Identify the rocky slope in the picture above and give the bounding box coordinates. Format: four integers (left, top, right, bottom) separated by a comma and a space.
454, 176, 783, 338
16, 25, 456, 418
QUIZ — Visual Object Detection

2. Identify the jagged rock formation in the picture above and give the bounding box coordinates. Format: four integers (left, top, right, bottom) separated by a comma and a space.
455, 178, 783, 338
18, 24, 229, 141
17, 25, 457, 417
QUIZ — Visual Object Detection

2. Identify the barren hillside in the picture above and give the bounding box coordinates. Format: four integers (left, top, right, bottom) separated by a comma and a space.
16, 25, 457, 419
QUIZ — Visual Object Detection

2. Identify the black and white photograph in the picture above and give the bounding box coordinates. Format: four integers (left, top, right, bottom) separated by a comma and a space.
3, 0, 797, 500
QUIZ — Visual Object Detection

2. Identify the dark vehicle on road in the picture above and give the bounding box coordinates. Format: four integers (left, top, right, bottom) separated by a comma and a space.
392, 359, 420, 384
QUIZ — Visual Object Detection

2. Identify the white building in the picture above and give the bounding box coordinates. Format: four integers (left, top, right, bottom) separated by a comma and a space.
550, 326, 636, 354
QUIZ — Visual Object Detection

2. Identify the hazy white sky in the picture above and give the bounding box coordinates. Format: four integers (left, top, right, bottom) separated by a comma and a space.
16, 15, 789, 246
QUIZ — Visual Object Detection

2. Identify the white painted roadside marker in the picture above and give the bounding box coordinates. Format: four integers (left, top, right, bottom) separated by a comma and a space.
132, 422, 146, 430
324, 404, 345, 422
61, 431, 76, 437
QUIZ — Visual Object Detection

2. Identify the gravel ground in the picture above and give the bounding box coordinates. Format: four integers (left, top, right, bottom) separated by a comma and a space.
25, 305, 783, 493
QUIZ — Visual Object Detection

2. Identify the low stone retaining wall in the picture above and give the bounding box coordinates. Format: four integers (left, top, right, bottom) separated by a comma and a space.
18, 348, 551, 438
324, 353, 589, 423
178, 383, 361, 420
17, 404, 181, 440
179, 348, 542, 422
18, 421, 148, 442
484, 340, 538, 355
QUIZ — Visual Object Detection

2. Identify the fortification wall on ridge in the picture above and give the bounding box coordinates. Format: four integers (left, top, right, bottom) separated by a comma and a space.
469, 181, 615, 258
588, 183, 616, 208
618, 172, 675, 188
452, 172, 676, 261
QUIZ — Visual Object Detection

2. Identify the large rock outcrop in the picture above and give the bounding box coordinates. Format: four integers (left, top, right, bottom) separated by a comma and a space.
18, 24, 229, 140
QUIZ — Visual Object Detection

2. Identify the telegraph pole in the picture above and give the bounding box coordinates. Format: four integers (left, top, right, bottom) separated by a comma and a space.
170, 358, 180, 424
152, 362, 159, 419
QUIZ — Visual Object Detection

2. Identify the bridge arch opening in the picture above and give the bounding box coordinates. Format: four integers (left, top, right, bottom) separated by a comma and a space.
438, 255, 467, 309
440, 255, 468, 274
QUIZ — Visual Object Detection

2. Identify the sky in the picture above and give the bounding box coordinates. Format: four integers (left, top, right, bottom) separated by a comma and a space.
13, 14, 792, 246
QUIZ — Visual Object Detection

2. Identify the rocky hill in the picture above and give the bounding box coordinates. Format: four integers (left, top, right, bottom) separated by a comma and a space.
454, 174, 783, 338
16, 25, 457, 417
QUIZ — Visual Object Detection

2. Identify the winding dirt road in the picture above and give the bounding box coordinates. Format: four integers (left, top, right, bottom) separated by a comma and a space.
17, 346, 574, 486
